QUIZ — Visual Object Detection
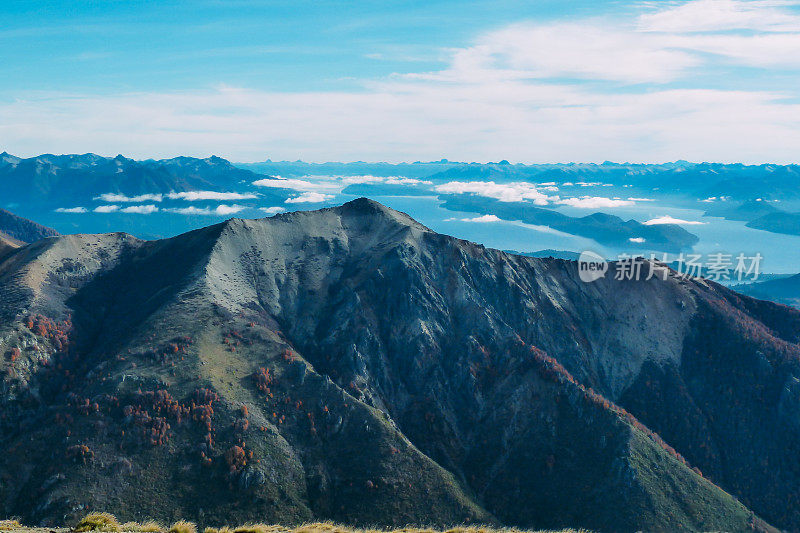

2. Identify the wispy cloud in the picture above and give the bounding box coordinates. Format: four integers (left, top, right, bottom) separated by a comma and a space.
4, 1, 800, 162
558, 197, 635, 208
95, 191, 257, 202
121, 204, 159, 214
167, 191, 258, 201
166, 204, 247, 215
285, 192, 335, 203
338, 175, 432, 186
94, 205, 120, 213
55, 206, 88, 213
253, 177, 339, 192
435, 181, 555, 204
96, 193, 164, 202
638, 0, 800, 33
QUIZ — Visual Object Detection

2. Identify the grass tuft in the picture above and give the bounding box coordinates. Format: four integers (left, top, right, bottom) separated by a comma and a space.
233, 525, 276, 533
121, 521, 165, 532
169, 521, 197, 533
74, 513, 121, 532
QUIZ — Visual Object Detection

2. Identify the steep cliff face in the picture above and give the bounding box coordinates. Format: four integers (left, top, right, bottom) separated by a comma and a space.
0, 199, 791, 532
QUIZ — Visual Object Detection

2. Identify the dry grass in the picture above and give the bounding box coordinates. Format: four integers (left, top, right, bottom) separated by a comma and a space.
168, 521, 197, 533
121, 521, 165, 533
55, 516, 589, 533
74, 513, 121, 532
0, 520, 22, 531
201, 524, 588, 533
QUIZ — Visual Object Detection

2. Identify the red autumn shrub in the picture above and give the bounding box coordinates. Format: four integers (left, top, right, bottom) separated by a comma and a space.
224, 445, 246, 472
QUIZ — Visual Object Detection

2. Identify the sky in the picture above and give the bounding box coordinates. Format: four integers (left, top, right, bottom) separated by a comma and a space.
2, 0, 800, 163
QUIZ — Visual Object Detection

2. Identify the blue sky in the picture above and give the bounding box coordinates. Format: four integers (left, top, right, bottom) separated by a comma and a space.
3, 0, 800, 163
0, 0, 604, 94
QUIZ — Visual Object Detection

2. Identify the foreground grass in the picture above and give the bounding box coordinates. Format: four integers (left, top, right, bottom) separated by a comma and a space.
0, 514, 589, 533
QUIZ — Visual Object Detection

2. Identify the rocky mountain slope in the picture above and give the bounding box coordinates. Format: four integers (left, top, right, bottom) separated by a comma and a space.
0, 234, 21, 259
0, 199, 796, 532
0, 208, 59, 244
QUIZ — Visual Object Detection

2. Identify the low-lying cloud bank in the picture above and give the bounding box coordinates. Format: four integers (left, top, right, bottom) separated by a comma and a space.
94, 191, 258, 202
435, 180, 638, 209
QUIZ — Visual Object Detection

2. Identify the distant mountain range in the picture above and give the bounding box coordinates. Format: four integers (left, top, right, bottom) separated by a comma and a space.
0, 152, 295, 239
3, 199, 800, 532
0, 152, 282, 207
3, 151, 799, 264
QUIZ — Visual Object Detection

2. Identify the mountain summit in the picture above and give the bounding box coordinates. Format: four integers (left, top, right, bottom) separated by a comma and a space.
1, 199, 796, 532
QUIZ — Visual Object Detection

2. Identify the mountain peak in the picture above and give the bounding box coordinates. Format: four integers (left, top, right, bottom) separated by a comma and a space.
340, 196, 391, 213
337, 197, 431, 231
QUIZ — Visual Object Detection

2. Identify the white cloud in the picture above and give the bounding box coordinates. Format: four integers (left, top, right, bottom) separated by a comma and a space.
701, 195, 732, 202
253, 178, 326, 191
629, 237, 647, 243
639, 0, 800, 33
121, 204, 159, 214
167, 191, 258, 201
4, 2, 800, 163
435, 21, 699, 84
461, 214, 502, 223
558, 197, 635, 208
166, 204, 246, 215
628, 197, 656, 201
55, 207, 88, 213
643, 215, 707, 225
336, 175, 383, 185
4, 82, 800, 165
434, 181, 555, 204
96, 193, 164, 202
255, 175, 390, 193
339, 175, 432, 186
167, 206, 213, 215
94, 205, 120, 213
259, 206, 286, 215
215, 204, 246, 215
285, 192, 335, 203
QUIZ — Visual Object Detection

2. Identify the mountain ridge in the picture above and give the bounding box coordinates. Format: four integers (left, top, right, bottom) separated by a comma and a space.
0, 199, 794, 532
